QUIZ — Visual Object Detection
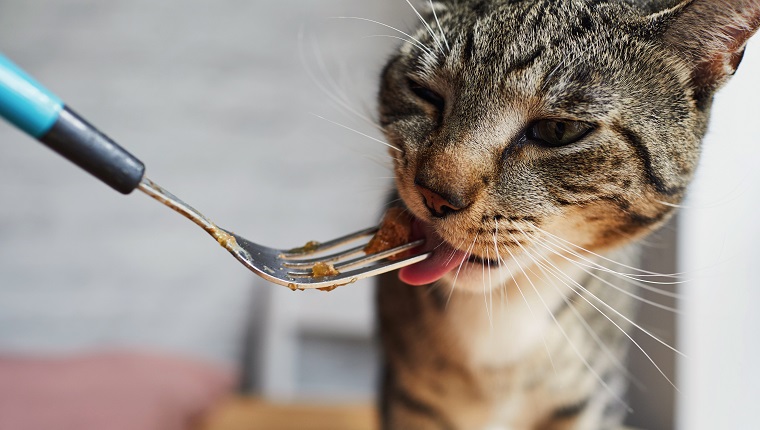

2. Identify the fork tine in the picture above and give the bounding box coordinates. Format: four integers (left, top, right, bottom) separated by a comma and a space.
282, 244, 366, 268
286, 239, 424, 277
286, 249, 431, 287
333, 239, 424, 271
280, 226, 378, 259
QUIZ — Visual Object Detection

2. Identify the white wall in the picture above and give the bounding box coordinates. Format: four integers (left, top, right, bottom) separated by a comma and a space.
0, 0, 396, 368
678, 38, 760, 429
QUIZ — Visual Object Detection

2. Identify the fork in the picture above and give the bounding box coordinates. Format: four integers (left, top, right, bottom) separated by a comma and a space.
0, 53, 429, 290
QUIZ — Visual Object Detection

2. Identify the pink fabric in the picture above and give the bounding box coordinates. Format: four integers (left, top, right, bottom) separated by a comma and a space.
0, 351, 236, 430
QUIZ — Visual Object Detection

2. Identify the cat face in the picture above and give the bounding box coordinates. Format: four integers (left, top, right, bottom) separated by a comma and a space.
379, 0, 760, 291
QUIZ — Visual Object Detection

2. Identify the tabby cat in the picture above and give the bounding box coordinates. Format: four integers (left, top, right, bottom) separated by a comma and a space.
375, 1, 760, 429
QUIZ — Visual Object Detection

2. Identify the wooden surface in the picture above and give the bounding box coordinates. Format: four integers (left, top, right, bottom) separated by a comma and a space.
200, 397, 642, 430
200, 397, 378, 430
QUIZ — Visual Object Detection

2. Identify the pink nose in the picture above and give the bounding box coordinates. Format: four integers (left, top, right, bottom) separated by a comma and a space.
415, 183, 468, 218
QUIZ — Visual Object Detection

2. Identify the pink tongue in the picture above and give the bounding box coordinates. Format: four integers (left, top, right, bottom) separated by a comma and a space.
398, 220, 469, 286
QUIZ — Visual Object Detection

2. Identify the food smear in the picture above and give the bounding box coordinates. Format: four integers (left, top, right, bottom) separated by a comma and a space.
287, 240, 321, 255
312, 261, 340, 277
364, 207, 413, 260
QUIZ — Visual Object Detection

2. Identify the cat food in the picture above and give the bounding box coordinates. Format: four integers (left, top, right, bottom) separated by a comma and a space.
364, 207, 413, 260
288, 240, 321, 254
312, 261, 340, 277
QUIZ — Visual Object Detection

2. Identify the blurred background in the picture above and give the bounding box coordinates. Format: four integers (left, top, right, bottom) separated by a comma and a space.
0, 1, 757, 430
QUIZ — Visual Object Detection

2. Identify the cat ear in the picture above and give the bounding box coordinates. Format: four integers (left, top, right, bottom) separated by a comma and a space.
651, 0, 760, 98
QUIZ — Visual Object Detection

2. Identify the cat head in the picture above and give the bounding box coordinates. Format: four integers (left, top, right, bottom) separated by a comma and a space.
378, 0, 760, 290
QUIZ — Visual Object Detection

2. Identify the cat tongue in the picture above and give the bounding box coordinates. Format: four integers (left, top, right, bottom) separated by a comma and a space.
398, 220, 469, 286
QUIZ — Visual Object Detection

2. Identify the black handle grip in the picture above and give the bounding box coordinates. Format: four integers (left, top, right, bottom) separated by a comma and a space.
39, 107, 145, 194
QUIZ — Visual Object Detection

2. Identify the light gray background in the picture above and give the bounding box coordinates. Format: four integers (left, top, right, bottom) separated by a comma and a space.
677, 37, 760, 430
0, 0, 396, 365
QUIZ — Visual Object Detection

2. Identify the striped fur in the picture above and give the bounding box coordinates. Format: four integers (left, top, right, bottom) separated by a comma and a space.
378, 250, 636, 429
376, 1, 760, 429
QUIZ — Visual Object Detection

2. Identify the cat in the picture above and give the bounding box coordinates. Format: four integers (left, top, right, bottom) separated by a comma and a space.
375, 1, 760, 429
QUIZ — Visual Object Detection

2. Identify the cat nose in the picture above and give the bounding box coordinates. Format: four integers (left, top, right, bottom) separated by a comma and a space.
414, 181, 470, 218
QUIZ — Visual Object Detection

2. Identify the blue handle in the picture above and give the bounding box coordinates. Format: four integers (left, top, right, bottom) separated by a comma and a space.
0, 54, 63, 137
0, 53, 145, 194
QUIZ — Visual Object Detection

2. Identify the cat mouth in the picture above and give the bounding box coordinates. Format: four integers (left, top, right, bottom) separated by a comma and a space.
398, 217, 497, 286
466, 254, 503, 266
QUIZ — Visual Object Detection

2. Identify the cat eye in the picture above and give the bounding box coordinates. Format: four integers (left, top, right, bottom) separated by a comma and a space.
528, 119, 594, 147
407, 78, 445, 112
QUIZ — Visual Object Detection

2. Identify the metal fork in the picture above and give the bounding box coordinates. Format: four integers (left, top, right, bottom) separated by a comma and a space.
0, 53, 429, 290
138, 177, 429, 290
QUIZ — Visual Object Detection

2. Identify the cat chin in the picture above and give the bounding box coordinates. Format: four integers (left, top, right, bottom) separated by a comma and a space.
435, 264, 515, 294
435, 249, 545, 295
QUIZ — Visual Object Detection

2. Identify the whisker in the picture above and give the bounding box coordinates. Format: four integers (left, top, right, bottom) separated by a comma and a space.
529, 228, 686, 304
526, 235, 682, 311
361, 34, 431, 51
482, 244, 493, 328
447, 234, 478, 308
306, 33, 359, 114
298, 30, 383, 133
499, 235, 558, 375
443, 237, 469, 266
310, 113, 401, 152
515, 229, 682, 351
529, 223, 683, 279
583, 263, 680, 313
655, 199, 685, 208
331, 16, 435, 56
383, 198, 405, 210
539, 233, 681, 283
405, 0, 445, 54
355, 153, 395, 171
504, 238, 631, 411
557, 254, 681, 315
493, 224, 508, 308
428, 0, 450, 51
510, 230, 681, 391
487, 247, 494, 329
540, 235, 685, 288
515, 238, 646, 392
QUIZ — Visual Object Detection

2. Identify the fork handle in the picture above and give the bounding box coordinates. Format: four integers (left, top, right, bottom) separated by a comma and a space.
0, 53, 145, 194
